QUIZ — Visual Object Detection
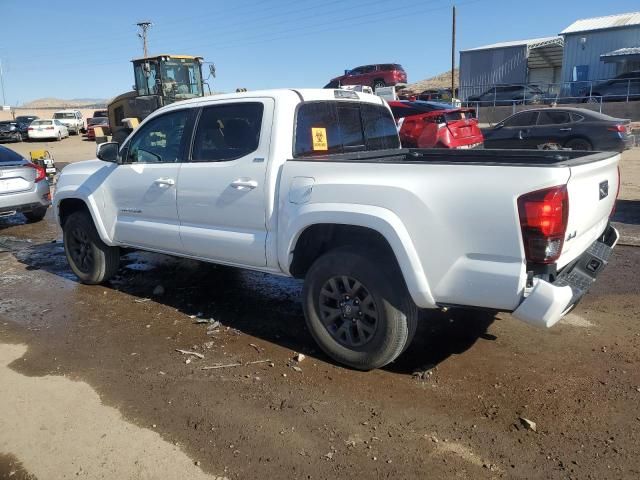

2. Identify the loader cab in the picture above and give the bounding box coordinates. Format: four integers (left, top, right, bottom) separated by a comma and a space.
132, 55, 205, 104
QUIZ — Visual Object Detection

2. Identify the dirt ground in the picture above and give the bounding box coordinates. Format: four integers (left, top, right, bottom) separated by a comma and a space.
0, 141, 639, 479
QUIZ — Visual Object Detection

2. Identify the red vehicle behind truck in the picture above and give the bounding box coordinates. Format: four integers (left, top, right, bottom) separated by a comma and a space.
388, 100, 484, 149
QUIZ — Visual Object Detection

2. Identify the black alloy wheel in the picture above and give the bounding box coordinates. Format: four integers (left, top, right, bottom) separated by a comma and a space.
319, 275, 379, 348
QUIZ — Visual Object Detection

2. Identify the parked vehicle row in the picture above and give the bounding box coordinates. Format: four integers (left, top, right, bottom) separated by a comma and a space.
53, 110, 84, 135
53, 88, 620, 371
28, 120, 70, 141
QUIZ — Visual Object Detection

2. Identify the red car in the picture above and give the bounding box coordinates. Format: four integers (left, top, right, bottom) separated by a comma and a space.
86, 118, 110, 141
325, 64, 407, 90
388, 100, 484, 149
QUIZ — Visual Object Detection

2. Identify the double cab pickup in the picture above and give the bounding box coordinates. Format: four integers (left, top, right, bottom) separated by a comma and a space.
54, 89, 620, 370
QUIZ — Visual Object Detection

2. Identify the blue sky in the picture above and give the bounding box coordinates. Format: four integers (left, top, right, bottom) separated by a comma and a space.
1, 0, 639, 105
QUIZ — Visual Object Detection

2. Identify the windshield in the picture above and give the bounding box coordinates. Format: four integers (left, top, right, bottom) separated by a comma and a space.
160, 60, 203, 99
0, 146, 25, 163
88, 117, 108, 126
54, 113, 76, 119
15, 116, 36, 123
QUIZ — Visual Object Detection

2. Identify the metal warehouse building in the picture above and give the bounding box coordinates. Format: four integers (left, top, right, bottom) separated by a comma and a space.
459, 37, 564, 98
560, 11, 640, 83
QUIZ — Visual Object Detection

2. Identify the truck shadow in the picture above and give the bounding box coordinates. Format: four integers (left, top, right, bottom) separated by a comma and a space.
612, 199, 640, 225
13, 244, 496, 375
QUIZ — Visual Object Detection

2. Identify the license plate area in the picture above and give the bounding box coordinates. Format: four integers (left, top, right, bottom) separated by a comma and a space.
553, 226, 617, 303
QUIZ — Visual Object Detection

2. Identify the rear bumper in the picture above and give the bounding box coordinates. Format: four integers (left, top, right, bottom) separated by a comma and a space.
512, 225, 618, 328
0, 181, 51, 215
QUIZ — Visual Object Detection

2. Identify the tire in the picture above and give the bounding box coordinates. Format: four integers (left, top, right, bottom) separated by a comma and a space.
302, 246, 418, 370
63, 211, 120, 284
24, 206, 47, 223
373, 79, 386, 90
583, 94, 601, 104
14, 132, 22, 143
565, 138, 593, 151
57, 132, 62, 141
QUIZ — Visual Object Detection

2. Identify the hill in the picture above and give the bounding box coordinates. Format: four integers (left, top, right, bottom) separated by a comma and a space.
404, 69, 459, 93
21, 98, 108, 108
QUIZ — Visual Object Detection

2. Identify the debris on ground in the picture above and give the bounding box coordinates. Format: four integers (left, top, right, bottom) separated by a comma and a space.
134, 298, 151, 303
176, 349, 205, 359
519, 417, 537, 432
249, 343, 262, 353
323, 452, 334, 460
294, 353, 306, 362
152, 285, 165, 296
200, 359, 271, 370
292, 366, 303, 373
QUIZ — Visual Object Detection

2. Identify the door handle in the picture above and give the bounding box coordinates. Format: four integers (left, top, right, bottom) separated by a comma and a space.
230, 179, 258, 190
559, 128, 572, 132
154, 178, 175, 187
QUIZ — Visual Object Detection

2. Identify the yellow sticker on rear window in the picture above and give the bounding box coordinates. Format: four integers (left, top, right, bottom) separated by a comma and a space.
312, 127, 328, 151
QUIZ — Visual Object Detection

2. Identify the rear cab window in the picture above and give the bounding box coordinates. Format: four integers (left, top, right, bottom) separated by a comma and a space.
0, 147, 25, 164
294, 101, 399, 157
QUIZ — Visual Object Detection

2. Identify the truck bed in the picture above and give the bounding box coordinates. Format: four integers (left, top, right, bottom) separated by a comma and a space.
290, 148, 617, 168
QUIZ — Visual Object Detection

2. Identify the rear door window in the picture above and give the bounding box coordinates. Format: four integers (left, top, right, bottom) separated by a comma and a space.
503, 111, 539, 127
191, 102, 264, 162
537, 111, 571, 125
294, 101, 399, 157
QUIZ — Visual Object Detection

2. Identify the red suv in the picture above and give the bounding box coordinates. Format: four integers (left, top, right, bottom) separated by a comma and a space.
325, 64, 407, 90
388, 100, 484, 149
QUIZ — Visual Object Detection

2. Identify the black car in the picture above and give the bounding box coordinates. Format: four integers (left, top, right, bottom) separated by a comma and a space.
483, 108, 633, 152
0, 121, 29, 143
581, 71, 640, 103
467, 84, 546, 106
14, 115, 39, 125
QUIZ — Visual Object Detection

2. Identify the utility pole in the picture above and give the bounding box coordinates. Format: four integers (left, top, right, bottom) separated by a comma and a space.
451, 5, 456, 98
0, 58, 6, 106
136, 21, 153, 58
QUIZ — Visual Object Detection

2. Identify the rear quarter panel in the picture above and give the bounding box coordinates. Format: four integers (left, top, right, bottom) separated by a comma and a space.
279, 159, 571, 311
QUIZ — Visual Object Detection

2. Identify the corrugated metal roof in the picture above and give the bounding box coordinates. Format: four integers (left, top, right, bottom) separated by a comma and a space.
561, 11, 640, 34
600, 47, 640, 57
462, 36, 562, 52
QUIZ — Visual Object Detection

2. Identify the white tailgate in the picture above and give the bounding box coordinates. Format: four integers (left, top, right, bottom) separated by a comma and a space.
560, 153, 619, 268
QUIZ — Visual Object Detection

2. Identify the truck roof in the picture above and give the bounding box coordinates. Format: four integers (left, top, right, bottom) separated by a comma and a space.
159, 88, 387, 110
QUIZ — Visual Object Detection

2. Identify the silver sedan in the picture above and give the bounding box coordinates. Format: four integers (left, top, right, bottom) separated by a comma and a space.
0, 145, 51, 222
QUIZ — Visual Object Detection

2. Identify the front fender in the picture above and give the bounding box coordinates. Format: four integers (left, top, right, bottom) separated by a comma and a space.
53, 186, 114, 246
280, 203, 436, 309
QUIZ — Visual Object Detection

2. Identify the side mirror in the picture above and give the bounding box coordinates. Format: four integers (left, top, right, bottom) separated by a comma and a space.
96, 142, 120, 163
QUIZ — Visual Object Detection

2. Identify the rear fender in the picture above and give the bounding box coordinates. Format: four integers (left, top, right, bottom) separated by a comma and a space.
281, 203, 437, 308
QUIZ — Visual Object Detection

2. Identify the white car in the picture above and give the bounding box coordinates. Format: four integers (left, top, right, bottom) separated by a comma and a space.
53, 110, 83, 135
28, 119, 69, 141
53, 89, 620, 370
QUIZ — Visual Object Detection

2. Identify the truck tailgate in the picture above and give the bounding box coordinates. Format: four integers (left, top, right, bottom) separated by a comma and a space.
559, 153, 619, 268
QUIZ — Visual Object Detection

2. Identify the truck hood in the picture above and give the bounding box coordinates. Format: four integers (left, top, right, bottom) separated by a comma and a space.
54, 159, 115, 196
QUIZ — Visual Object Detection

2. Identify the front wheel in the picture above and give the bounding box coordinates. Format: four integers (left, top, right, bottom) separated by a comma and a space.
63, 211, 120, 284
302, 246, 418, 370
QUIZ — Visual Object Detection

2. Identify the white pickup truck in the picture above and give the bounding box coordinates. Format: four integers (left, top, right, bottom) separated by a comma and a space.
54, 89, 620, 370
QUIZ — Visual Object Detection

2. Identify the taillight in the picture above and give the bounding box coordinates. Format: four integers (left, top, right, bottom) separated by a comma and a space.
28, 127, 34, 131
517, 185, 569, 264
607, 124, 626, 133
26, 162, 46, 182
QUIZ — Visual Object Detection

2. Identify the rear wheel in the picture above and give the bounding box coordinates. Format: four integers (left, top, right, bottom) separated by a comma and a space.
303, 246, 418, 370
565, 138, 593, 151
13, 132, 22, 143
24, 207, 47, 223
63, 211, 120, 284
56, 132, 62, 141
